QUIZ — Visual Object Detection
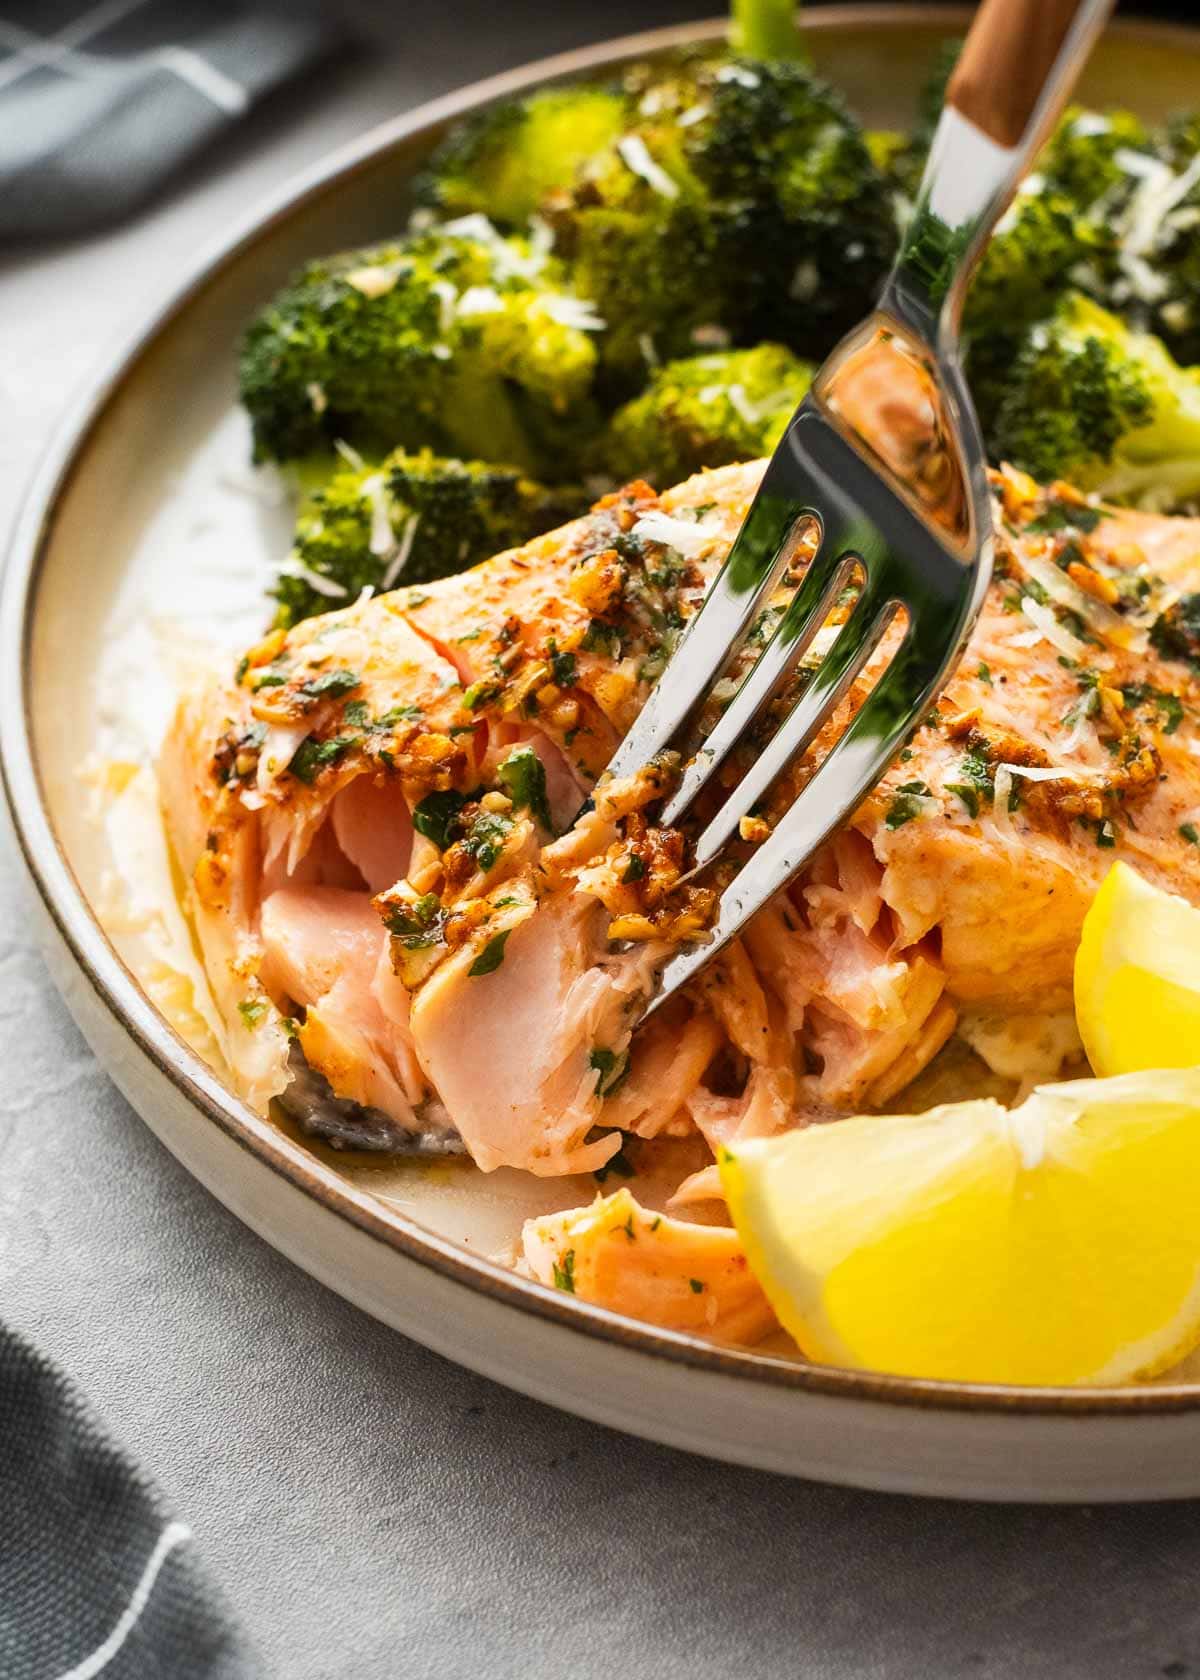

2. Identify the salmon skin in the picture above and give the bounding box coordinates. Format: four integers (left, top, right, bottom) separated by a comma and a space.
160, 460, 1200, 1187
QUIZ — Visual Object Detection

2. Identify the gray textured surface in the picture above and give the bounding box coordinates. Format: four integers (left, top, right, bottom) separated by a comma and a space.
1, 5, 1198, 1676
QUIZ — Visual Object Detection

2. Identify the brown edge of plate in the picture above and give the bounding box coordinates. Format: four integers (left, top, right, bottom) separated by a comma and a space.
6, 5, 1200, 1420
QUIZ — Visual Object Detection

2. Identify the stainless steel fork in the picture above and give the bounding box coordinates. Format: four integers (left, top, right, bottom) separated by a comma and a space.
607, 0, 1116, 1020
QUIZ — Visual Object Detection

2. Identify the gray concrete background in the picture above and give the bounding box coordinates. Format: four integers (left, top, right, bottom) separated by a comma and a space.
1, 4, 1197, 1675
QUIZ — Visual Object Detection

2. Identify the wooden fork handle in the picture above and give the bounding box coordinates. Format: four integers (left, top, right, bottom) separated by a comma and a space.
948, 0, 1103, 149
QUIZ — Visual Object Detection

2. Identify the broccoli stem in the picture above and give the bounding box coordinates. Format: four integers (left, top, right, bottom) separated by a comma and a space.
729, 0, 806, 62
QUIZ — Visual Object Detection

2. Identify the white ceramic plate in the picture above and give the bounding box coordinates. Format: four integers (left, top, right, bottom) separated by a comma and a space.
9, 6, 1200, 1501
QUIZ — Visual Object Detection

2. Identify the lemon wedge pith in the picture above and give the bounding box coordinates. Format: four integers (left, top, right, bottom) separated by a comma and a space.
720, 1070, 1200, 1386
1075, 859, 1200, 1077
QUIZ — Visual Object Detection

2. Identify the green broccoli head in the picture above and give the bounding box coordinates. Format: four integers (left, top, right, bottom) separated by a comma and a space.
419, 53, 895, 381
962, 187, 1120, 437
1038, 105, 1153, 208
238, 223, 601, 476
598, 343, 812, 484
272, 448, 576, 627
416, 85, 629, 226
684, 58, 897, 354
991, 292, 1200, 509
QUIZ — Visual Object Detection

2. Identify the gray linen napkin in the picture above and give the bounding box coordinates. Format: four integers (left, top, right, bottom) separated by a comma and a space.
0, 0, 348, 238
0, 1320, 257, 1679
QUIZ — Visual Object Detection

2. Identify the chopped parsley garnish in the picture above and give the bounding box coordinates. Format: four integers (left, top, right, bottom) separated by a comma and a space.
287, 733, 357, 784
1150, 593, 1200, 669
551, 1250, 576, 1293
580, 619, 622, 658
622, 853, 646, 883
952, 746, 994, 812
468, 928, 511, 977
976, 662, 992, 686
548, 644, 577, 688
498, 744, 553, 832
383, 893, 445, 949
373, 703, 423, 729
944, 783, 980, 819
1181, 823, 1200, 846
300, 667, 360, 700
1120, 682, 1184, 735
589, 1047, 630, 1097
463, 810, 514, 872
412, 789, 468, 850
342, 700, 370, 728
462, 679, 501, 711
237, 998, 268, 1030
885, 781, 931, 830
688, 1278, 704, 1294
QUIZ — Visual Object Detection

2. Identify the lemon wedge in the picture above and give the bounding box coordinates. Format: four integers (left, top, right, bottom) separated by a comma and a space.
1075, 860, 1200, 1077
720, 1069, 1200, 1385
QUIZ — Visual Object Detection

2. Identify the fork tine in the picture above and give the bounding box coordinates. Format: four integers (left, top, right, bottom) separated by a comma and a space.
658, 544, 859, 829
687, 582, 897, 868
643, 627, 948, 1019
602, 471, 817, 783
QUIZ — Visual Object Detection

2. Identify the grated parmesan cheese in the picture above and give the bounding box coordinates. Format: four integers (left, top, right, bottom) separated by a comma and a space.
276, 554, 349, 599
381, 514, 421, 590
616, 135, 680, 200
1018, 595, 1088, 659
455, 285, 504, 317
1016, 549, 1133, 650
538, 293, 606, 332
362, 474, 395, 558
630, 510, 714, 558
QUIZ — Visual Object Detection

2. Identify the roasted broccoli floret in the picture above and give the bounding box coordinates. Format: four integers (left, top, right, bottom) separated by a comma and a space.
238, 223, 602, 476
421, 54, 895, 379
417, 85, 629, 226
563, 56, 894, 375
598, 343, 812, 483
1039, 105, 1153, 209
272, 448, 574, 627
991, 293, 1200, 508
685, 58, 896, 355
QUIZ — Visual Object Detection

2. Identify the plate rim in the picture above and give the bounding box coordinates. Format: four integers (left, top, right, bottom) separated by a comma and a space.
6, 3, 1200, 1422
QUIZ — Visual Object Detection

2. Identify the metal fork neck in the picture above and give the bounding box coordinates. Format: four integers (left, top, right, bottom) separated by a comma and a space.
885, 0, 1115, 347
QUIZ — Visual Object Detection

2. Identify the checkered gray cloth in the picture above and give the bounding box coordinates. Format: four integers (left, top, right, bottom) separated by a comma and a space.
0, 0, 347, 238
0, 1320, 257, 1678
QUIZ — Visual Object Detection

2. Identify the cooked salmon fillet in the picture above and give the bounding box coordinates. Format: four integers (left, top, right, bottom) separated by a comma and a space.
159, 462, 1200, 1212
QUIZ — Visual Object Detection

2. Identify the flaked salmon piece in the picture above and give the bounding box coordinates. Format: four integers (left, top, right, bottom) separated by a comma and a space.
408, 886, 653, 1175
158, 682, 290, 1110
522, 1188, 777, 1344
603, 1002, 725, 1139
330, 774, 414, 894
163, 457, 1200, 1196
261, 885, 425, 1119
